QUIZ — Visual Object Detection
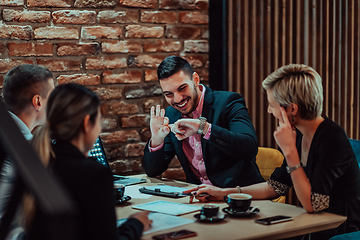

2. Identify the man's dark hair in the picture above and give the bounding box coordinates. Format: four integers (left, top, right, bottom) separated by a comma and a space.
157, 56, 194, 80
3, 64, 53, 114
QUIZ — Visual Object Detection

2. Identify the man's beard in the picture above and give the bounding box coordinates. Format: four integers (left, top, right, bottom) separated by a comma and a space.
183, 84, 199, 116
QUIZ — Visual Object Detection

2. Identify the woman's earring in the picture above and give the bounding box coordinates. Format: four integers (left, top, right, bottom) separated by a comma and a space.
291, 116, 295, 122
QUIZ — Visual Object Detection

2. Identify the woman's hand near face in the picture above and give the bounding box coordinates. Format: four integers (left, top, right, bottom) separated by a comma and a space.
274, 107, 297, 158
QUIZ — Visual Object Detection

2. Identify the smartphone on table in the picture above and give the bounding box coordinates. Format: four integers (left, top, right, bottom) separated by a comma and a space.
255, 215, 293, 225
152, 229, 197, 240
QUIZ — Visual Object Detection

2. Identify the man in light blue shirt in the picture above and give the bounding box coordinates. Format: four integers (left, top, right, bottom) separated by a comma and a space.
0, 64, 55, 239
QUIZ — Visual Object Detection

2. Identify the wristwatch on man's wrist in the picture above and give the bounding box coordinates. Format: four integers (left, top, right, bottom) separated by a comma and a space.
197, 117, 207, 135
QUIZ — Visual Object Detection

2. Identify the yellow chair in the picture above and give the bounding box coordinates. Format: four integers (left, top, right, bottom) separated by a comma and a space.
255, 147, 286, 203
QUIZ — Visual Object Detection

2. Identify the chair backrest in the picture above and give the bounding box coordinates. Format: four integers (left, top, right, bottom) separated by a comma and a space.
255, 147, 284, 180
349, 139, 360, 167
329, 231, 360, 240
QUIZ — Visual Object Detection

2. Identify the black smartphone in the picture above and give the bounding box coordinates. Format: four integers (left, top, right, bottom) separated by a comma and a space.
255, 215, 293, 225
152, 230, 197, 240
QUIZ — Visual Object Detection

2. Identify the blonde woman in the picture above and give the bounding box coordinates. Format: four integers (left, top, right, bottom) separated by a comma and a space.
25, 83, 152, 240
184, 64, 360, 239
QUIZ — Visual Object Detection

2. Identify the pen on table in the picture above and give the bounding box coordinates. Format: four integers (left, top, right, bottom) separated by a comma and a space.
181, 191, 210, 197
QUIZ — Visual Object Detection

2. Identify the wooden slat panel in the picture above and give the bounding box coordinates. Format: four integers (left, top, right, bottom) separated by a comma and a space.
228, 0, 360, 147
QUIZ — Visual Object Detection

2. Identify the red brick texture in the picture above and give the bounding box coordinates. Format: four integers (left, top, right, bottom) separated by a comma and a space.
0, 0, 209, 176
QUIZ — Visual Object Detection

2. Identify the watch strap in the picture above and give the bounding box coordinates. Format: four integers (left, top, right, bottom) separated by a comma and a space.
197, 117, 207, 135
286, 163, 303, 174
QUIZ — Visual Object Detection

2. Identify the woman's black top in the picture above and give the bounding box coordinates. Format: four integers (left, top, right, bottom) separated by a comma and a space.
268, 117, 360, 239
28, 141, 143, 240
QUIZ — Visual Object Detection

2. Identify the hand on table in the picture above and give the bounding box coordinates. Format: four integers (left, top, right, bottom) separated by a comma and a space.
183, 184, 226, 203
129, 211, 153, 232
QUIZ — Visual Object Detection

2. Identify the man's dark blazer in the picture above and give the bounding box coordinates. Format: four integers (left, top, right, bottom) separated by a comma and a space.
143, 86, 264, 188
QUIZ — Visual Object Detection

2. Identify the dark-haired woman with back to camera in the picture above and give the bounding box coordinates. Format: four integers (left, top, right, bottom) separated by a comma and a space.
23, 83, 152, 240
184, 64, 360, 239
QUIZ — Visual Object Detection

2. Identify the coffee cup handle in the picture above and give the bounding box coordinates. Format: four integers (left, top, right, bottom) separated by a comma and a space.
223, 196, 228, 202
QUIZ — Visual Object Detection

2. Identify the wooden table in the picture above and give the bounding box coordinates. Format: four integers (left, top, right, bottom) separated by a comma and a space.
115, 176, 347, 240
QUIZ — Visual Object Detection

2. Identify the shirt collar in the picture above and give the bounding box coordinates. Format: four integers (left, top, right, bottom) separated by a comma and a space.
9, 111, 33, 140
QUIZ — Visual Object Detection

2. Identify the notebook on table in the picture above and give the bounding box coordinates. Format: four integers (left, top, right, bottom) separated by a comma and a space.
88, 137, 147, 186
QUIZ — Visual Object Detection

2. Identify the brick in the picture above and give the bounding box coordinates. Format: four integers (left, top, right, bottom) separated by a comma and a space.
3, 9, 50, 23
168, 156, 181, 168
34, 27, 78, 40
98, 11, 138, 24
202, 28, 208, 39
101, 116, 118, 131
102, 40, 141, 53
57, 43, 99, 56
145, 69, 157, 82
110, 159, 142, 174
128, 54, 164, 68
53, 10, 96, 24
86, 57, 127, 70
105, 146, 124, 159
57, 73, 100, 85
143, 40, 180, 52
160, 0, 208, 10
0, 75, 4, 89
0, 59, 33, 73
91, 86, 122, 100
37, 59, 81, 72
140, 127, 151, 141
184, 40, 208, 53
141, 11, 176, 23
125, 143, 146, 157
197, 68, 209, 81
27, 0, 71, 7
100, 130, 140, 144
74, 0, 116, 8
0, 0, 23, 6
162, 168, 186, 181
0, 25, 32, 40
82, 26, 121, 39
183, 55, 205, 68
0, 42, 6, 57
101, 101, 139, 115
121, 114, 150, 127
179, 11, 208, 24
102, 71, 141, 84
165, 26, 200, 39
119, 0, 157, 8
124, 84, 162, 99
8, 43, 53, 57
125, 25, 163, 38
144, 98, 164, 112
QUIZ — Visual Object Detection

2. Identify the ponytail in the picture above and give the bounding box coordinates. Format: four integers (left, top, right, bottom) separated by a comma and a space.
31, 124, 53, 167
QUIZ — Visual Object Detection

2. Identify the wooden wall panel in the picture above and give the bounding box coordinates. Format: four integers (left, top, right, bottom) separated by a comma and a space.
227, 0, 360, 148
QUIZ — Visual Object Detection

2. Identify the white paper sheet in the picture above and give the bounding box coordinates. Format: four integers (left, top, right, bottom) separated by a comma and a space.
132, 200, 201, 216
117, 212, 195, 234
124, 185, 152, 199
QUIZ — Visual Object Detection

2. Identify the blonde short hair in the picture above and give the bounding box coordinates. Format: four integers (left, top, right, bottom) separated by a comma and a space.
262, 64, 323, 120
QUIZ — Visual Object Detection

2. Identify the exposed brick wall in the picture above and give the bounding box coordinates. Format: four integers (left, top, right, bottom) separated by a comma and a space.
0, 0, 209, 176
